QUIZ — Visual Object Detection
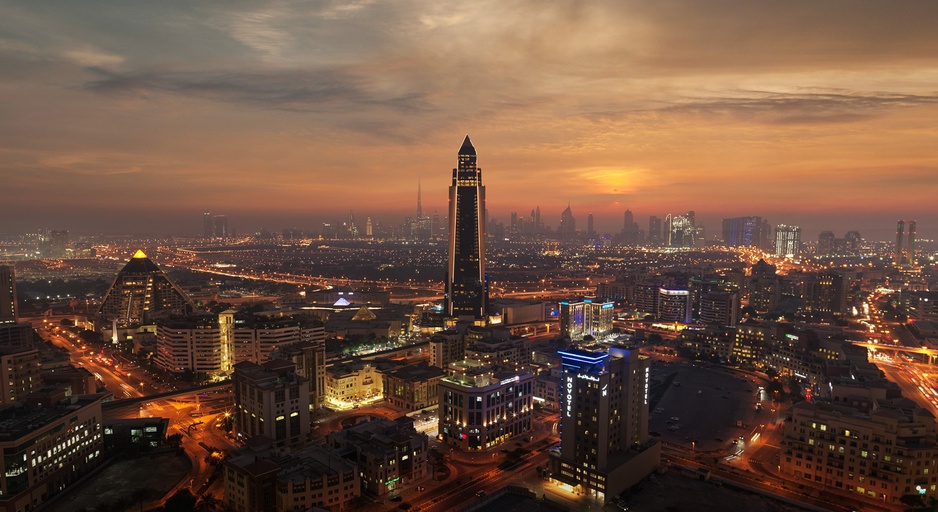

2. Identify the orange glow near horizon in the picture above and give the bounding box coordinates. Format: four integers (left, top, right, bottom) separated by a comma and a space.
1, 2, 936, 238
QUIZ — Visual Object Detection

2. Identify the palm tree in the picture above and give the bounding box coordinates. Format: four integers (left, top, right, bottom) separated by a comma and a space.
196, 493, 221, 512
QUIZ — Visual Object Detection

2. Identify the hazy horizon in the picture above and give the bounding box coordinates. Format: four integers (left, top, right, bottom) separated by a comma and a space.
2, 1, 937, 243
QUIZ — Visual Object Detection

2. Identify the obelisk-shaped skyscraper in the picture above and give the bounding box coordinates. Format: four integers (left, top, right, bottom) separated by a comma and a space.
445, 136, 488, 321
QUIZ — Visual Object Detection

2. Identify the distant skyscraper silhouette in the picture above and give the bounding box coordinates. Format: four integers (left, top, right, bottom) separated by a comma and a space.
203, 210, 213, 238
0, 266, 17, 324
559, 204, 576, 240
587, 213, 594, 237
896, 220, 905, 264
818, 231, 835, 255
648, 216, 661, 245
214, 215, 228, 238
445, 136, 488, 320
49, 230, 68, 258
622, 209, 640, 245
722, 216, 763, 247
895, 220, 917, 265
908, 221, 917, 265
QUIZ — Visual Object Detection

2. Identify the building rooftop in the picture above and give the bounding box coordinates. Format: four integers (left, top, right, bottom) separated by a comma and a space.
384, 362, 444, 382
233, 360, 305, 388
0, 392, 106, 442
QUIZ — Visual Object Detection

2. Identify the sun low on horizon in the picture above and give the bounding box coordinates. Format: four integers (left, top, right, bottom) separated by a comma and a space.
1, 1, 937, 240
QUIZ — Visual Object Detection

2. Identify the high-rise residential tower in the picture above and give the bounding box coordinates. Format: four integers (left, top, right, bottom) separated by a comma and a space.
203, 210, 213, 237
550, 346, 659, 502
896, 220, 905, 264
908, 220, 917, 265
775, 224, 801, 257
445, 136, 488, 321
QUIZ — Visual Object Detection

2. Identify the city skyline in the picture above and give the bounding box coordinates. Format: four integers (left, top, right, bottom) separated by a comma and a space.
3, 2, 938, 239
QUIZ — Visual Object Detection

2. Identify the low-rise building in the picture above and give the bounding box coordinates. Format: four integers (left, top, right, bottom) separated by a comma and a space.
41, 364, 97, 395
781, 397, 938, 506
275, 449, 359, 512
534, 374, 560, 410
324, 360, 383, 408
438, 361, 534, 451
381, 363, 444, 411
103, 417, 170, 450
225, 436, 360, 512
464, 326, 531, 367
326, 418, 428, 497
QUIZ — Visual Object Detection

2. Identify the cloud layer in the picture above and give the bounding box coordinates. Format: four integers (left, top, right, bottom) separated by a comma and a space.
1, 0, 937, 238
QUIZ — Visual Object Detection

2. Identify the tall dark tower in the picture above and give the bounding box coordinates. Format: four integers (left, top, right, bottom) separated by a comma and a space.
203, 210, 213, 238
896, 220, 905, 264
445, 136, 487, 320
417, 178, 423, 218
908, 220, 917, 265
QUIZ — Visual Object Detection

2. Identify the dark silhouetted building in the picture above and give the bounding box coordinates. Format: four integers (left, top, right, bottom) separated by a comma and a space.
203, 210, 213, 237
0, 266, 17, 324
48, 230, 68, 258
445, 136, 488, 321
818, 230, 835, 255
748, 259, 780, 314
648, 216, 661, 245
698, 290, 739, 327
622, 210, 641, 245
214, 215, 228, 238
559, 204, 576, 241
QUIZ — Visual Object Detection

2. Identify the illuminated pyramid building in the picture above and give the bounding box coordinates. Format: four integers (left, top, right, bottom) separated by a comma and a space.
99, 250, 195, 326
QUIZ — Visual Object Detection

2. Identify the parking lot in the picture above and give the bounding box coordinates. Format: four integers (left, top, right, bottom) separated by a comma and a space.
649, 361, 768, 453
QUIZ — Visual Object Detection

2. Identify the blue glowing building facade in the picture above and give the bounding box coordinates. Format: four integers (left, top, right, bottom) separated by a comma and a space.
559, 298, 614, 340
550, 346, 659, 502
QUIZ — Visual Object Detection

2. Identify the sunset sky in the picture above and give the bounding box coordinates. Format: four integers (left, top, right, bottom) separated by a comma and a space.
2, 1, 937, 240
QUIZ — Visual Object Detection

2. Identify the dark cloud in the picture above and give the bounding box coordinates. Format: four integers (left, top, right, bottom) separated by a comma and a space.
671, 91, 938, 125
81, 66, 436, 114
2, 0, 938, 237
